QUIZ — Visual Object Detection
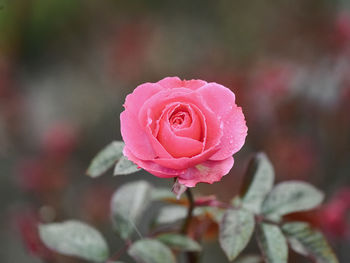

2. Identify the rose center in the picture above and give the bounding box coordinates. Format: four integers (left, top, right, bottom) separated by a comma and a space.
169, 109, 191, 129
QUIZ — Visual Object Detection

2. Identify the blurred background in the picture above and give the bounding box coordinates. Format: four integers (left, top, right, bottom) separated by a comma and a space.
0, 0, 349, 262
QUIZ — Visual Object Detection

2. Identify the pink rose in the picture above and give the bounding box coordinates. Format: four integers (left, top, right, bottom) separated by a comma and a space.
120, 77, 247, 187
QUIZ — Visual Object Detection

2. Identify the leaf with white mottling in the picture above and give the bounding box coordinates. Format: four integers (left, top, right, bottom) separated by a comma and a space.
262, 181, 324, 220
205, 206, 226, 223
87, 141, 124, 178
39, 220, 109, 262
256, 223, 288, 263
156, 206, 203, 224
282, 222, 338, 263
128, 239, 176, 263
114, 155, 140, 175
111, 181, 152, 239
219, 209, 255, 261
241, 153, 275, 214
157, 233, 201, 252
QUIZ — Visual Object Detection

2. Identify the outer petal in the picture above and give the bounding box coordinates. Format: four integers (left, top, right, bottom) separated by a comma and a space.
157, 76, 183, 89
124, 82, 164, 116
121, 82, 165, 160
156, 77, 207, 90
123, 147, 184, 178
197, 83, 248, 160
183, 79, 207, 90
152, 143, 219, 170
120, 110, 157, 160
178, 157, 234, 187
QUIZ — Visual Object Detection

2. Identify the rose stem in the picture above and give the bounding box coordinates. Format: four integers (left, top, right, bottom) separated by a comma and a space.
181, 188, 194, 234
181, 188, 199, 263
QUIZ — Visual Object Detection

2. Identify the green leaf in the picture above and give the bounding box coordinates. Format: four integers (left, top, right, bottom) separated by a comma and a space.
219, 209, 255, 261
262, 181, 324, 220
128, 238, 176, 263
39, 220, 109, 262
235, 255, 262, 263
156, 206, 203, 225
157, 233, 201, 252
87, 141, 124, 178
114, 155, 140, 175
205, 206, 226, 223
256, 223, 288, 263
282, 222, 338, 263
111, 181, 153, 239
241, 153, 275, 214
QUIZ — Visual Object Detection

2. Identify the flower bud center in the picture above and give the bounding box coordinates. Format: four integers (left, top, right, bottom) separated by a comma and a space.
169, 109, 191, 129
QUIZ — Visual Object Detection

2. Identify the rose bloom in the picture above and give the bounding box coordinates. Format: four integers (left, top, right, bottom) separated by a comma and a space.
120, 77, 247, 187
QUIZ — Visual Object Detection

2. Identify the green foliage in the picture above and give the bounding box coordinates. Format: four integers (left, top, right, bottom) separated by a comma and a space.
282, 222, 339, 263
241, 153, 275, 214
256, 223, 288, 263
39, 220, 109, 262
219, 209, 255, 261
156, 205, 204, 224
114, 155, 140, 175
157, 233, 201, 252
87, 141, 125, 178
262, 181, 324, 220
156, 205, 188, 224
128, 239, 176, 263
111, 181, 153, 240
38, 151, 338, 263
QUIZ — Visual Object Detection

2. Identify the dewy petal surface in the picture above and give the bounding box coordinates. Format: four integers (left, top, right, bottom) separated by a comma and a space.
124, 82, 163, 116
152, 144, 220, 170
121, 82, 165, 160
138, 87, 222, 151
120, 77, 247, 187
197, 83, 248, 160
120, 110, 157, 160
123, 147, 184, 178
177, 157, 234, 187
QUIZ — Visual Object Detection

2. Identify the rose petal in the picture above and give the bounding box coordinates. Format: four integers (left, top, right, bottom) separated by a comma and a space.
177, 157, 234, 187
157, 76, 183, 89
145, 126, 173, 159
157, 77, 207, 91
197, 83, 248, 160
138, 88, 194, 128
123, 147, 184, 178
152, 144, 219, 169
120, 110, 157, 160
161, 103, 202, 141
183, 79, 207, 90
120, 82, 166, 160
158, 119, 203, 158
138, 87, 222, 152
124, 82, 163, 116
